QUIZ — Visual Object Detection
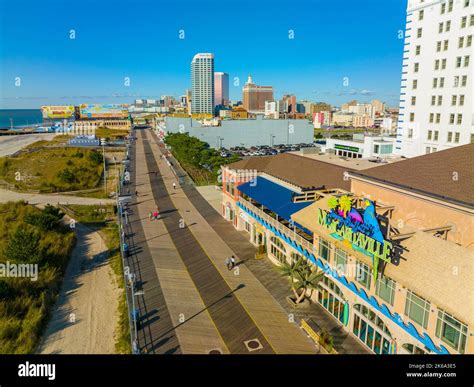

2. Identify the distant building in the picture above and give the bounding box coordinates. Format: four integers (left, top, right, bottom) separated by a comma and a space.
371, 99, 386, 115
313, 111, 332, 128
353, 115, 374, 128
323, 134, 396, 159
68, 135, 100, 147
242, 75, 273, 112
163, 115, 313, 148
191, 53, 215, 116
214, 72, 229, 107
332, 112, 354, 127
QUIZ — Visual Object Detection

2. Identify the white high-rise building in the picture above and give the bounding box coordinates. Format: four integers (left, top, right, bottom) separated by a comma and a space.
396, 0, 473, 158
191, 53, 214, 115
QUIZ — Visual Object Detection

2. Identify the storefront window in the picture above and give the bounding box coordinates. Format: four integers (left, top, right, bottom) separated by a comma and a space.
317, 277, 346, 324
405, 290, 430, 329
353, 303, 392, 354
375, 276, 396, 306
334, 248, 347, 274
270, 236, 287, 262
435, 309, 468, 353
356, 261, 372, 289
319, 238, 332, 261
291, 252, 303, 263
402, 343, 426, 354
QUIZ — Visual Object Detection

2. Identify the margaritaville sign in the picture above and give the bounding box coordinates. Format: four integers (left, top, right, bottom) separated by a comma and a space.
317, 195, 393, 280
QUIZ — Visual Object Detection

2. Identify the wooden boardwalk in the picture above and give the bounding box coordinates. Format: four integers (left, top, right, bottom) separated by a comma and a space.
141, 134, 273, 354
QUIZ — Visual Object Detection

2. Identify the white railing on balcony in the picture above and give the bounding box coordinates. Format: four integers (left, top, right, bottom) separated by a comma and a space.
238, 197, 315, 253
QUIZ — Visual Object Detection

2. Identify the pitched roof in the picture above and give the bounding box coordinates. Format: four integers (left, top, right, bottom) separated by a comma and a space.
350, 144, 474, 208
227, 153, 353, 191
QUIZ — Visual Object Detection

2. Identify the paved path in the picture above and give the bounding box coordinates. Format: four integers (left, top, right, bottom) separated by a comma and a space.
0, 188, 115, 206
151, 130, 370, 355
0, 133, 55, 157
144, 129, 316, 354
38, 223, 120, 354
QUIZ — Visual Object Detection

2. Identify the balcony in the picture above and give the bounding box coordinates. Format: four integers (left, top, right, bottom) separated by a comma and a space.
238, 196, 315, 254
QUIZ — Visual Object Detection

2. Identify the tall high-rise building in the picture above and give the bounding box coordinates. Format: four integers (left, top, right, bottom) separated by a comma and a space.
396, 0, 473, 157
214, 72, 229, 107
191, 53, 214, 115
242, 75, 273, 112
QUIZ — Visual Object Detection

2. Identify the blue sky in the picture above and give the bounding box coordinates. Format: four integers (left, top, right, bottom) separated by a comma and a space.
0, 0, 408, 109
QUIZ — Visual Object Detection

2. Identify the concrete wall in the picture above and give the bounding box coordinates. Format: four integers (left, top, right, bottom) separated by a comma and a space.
164, 116, 314, 148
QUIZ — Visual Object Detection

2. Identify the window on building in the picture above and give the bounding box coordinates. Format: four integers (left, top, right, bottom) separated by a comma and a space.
454, 75, 460, 87
438, 95, 443, 106
405, 290, 430, 329
435, 59, 440, 70
429, 113, 434, 123
464, 55, 470, 67
434, 131, 439, 141
439, 22, 444, 33
412, 79, 418, 89
319, 238, 332, 261
414, 63, 419, 72
428, 130, 433, 140
436, 310, 468, 353
417, 28, 422, 38
433, 78, 438, 88
426, 146, 431, 154
419, 9, 424, 20
403, 343, 427, 354
356, 261, 371, 289
334, 248, 347, 273
447, 131, 453, 142
408, 128, 414, 139
471, 15, 474, 26
461, 16, 467, 28
270, 236, 287, 262
444, 40, 449, 51
442, 58, 447, 69
375, 276, 396, 306
410, 112, 415, 122
456, 57, 462, 67
457, 114, 463, 124
459, 95, 465, 106
450, 114, 455, 124
467, 35, 472, 47
446, 20, 451, 31
440, 77, 445, 87
431, 95, 436, 106
441, 3, 446, 13
455, 132, 460, 143
452, 95, 458, 105
461, 75, 467, 86
416, 45, 421, 55
436, 41, 442, 52
448, 0, 453, 11
411, 96, 416, 105
436, 113, 441, 124
459, 36, 465, 48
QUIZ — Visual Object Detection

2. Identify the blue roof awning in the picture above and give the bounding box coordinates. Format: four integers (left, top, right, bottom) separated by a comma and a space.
237, 177, 313, 234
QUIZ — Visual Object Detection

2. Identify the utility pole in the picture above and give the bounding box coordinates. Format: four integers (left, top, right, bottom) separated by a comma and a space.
101, 138, 107, 194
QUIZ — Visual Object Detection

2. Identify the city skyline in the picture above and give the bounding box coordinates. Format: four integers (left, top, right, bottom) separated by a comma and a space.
1, 0, 407, 109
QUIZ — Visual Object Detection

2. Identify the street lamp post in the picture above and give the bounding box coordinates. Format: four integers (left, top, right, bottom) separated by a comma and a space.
101, 138, 107, 194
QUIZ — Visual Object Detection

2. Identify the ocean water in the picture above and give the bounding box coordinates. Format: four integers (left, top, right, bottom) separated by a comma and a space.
0, 109, 43, 129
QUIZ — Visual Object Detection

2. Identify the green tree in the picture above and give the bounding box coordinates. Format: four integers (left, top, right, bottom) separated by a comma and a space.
277, 257, 325, 304
4, 228, 43, 264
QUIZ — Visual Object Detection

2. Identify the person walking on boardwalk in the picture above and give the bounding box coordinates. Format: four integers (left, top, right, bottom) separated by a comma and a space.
225, 257, 232, 271
173, 182, 176, 190
230, 256, 236, 269
149, 211, 153, 221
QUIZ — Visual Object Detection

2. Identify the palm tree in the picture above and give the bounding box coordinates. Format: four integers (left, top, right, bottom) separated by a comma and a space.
338, 195, 353, 218
277, 258, 325, 304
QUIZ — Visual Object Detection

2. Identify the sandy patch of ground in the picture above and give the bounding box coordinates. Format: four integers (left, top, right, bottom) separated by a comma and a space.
38, 223, 120, 354
0, 133, 55, 157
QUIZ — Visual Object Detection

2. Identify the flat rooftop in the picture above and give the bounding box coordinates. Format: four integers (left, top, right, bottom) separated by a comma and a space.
289, 151, 403, 171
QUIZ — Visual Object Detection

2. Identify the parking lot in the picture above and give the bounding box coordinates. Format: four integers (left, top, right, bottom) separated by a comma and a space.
219, 142, 316, 158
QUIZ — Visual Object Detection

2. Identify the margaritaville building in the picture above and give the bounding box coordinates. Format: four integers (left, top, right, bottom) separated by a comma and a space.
221, 145, 474, 354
